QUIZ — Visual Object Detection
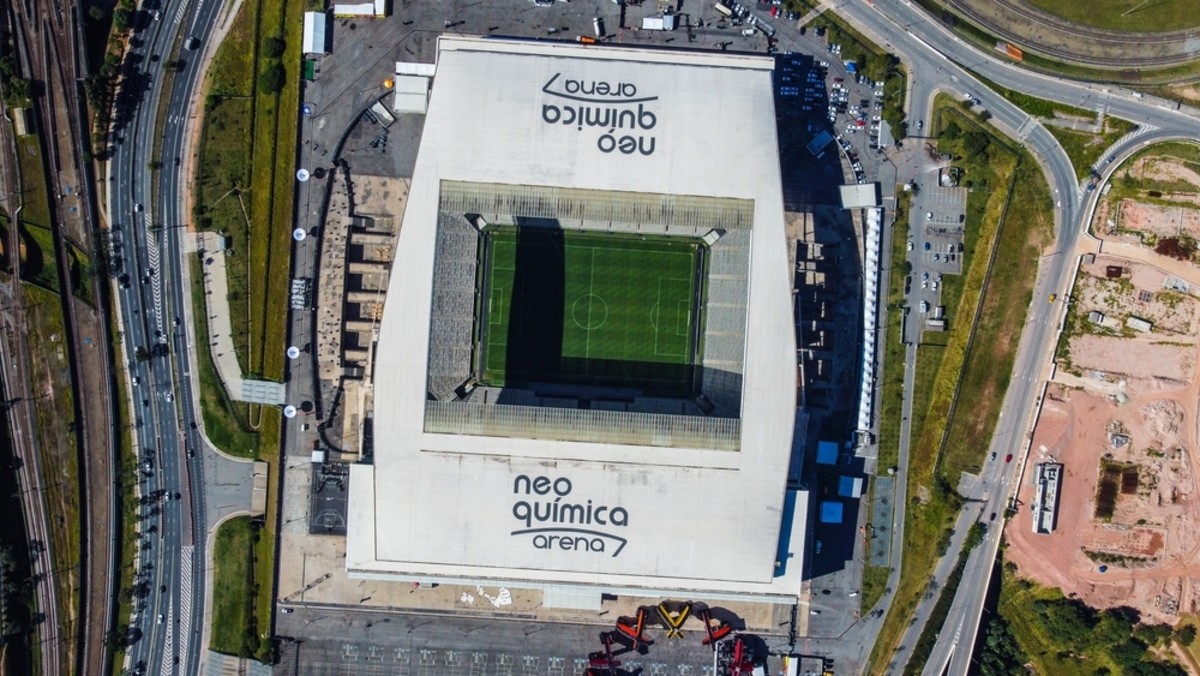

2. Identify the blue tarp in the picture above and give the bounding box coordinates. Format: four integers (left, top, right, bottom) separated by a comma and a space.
819, 500, 844, 524
816, 440, 838, 465
844, 61, 857, 74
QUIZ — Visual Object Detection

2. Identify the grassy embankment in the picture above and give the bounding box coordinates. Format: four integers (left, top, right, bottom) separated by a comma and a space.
1048, 118, 1138, 179
867, 95, 1054, 672
108, 340, 137, 668
905, 0, 1200, 87
192, 0, 299, 661
1024, 0, 1200, 33
14, 133, 82, 669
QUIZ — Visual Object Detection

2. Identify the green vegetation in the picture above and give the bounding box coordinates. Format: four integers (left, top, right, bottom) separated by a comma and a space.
211, 517, 260, 657
194, 0, 298, 383
860, 561, 889, 616
969, 73, 1095, 121
14, 136, 60, 292
188, 257, 258, 457
192, 0, 301, 661
905, 524, 986, 674
1048, 117, 1139, 179
1024, 0, 1200, 33
481, 229, 702, 390
869, 96, 1054, 671
876, 192, 911, 472
0, 50, 33, 107
23, 285, 80, 667
999, 563, 1187, 674
976, 608, 1028, 675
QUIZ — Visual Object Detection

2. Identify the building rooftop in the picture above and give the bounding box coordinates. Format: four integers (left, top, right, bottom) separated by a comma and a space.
347, 36, 802, 600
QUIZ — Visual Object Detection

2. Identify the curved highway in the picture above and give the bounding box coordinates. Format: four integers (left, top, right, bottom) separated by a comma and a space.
106, 0, 225, 673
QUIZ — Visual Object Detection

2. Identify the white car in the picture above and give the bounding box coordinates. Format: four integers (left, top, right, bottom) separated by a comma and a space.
907, 241, 913, 252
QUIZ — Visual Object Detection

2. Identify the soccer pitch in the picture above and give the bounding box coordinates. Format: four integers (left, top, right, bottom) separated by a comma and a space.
479, 227, 704, 391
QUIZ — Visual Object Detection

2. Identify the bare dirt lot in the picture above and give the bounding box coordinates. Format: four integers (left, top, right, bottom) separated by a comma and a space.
1007, 253, 1200, 623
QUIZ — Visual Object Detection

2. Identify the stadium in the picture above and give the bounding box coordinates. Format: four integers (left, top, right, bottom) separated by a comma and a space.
347, 36, 807, 605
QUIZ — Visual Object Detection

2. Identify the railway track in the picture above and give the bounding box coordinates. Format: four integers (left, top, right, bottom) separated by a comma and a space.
946, 0, 1200, 69
7, 0, 118, 672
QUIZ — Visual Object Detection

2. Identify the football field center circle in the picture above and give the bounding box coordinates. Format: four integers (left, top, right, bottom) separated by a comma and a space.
572, 293, 609, 331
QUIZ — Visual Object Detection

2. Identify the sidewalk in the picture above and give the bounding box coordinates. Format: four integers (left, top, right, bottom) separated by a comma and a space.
187, 231, 284, 405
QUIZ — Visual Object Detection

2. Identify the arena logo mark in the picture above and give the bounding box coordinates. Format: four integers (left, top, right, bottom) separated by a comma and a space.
539, 73, 659, 156
510, 474, 629, 557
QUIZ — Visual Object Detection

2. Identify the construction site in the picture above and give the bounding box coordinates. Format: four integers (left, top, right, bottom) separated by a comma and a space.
1006, 246, 1200, 624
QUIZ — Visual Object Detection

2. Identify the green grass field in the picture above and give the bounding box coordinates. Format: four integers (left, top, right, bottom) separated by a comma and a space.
1025, 0, 1200, 32
480, 228, 702, 391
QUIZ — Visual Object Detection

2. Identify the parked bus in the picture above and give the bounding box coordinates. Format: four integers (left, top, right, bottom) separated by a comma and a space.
714, 2, 733, 18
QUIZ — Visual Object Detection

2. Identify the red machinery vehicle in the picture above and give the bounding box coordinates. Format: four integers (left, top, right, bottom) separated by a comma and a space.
614, 607, 653, 651
586, 632, 622, 676
699, 608, 733, 648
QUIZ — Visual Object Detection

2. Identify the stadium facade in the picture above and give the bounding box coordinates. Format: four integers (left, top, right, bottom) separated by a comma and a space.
347, 36, 806, 604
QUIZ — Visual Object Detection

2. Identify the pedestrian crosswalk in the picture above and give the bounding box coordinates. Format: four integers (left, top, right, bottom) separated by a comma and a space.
1015, 117, 1037, 141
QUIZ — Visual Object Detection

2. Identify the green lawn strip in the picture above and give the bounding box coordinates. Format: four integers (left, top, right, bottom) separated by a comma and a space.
19, 224, 60, 293
23, 285, 81, 660
905, 0, 1200, 86
860, 561, 889, 616
903, 524, 986, 674
14, 135, 52, 228
0, 208, 11, 273
67, 242, 94, 306
14, 135, 60, 292
261, 0, 303, 383
210, 516, 256, 655
875, 197, 909, 472
210, 420, 278, 663
251, 418, 280, 663
1048, 118, 1139, 180
1023, 0, 1200, 33
1176, 615, 1200, 671
941, 157, 1052, 480
188, 256, 258, 457
967, 72, 1094, 121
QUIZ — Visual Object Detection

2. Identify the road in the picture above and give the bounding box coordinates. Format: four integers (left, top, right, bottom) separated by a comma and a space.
105, 0, 225, 673
807, 0, 1200, 672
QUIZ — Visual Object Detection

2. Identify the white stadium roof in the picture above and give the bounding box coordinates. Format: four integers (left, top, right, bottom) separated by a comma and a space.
348, 36, 804, 602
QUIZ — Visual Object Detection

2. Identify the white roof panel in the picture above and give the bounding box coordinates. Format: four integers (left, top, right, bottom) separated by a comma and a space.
349, 37, 801, 600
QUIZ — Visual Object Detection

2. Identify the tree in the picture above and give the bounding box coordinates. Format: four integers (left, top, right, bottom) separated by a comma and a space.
257, 64, 285, 94
264, 36, 286, 58
1155, 236, 1196, 260
1108, 638, 1147, 668
941, 121, 962, 141
962, 131, 990, 158
1176, 624, 1197, 646
88, 5, 107, 21
1133, 622, 1173, 646
113, 7, 131, 30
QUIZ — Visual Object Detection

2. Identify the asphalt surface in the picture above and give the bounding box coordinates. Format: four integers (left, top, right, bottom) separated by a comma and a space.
106, 0, 225, 674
